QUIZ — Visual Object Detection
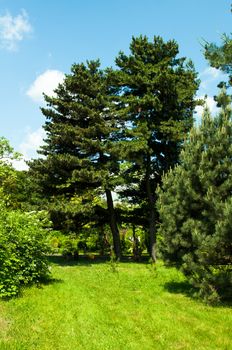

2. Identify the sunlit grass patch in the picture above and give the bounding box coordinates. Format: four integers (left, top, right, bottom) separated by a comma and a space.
0, 259, 231, 350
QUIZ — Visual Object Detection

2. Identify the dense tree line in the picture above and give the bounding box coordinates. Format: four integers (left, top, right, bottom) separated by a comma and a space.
29, 36, 199, 261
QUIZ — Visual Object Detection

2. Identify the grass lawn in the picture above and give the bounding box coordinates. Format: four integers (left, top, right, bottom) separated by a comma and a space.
0, 257, 231, 350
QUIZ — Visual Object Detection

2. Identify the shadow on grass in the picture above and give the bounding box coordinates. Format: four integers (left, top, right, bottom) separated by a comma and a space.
48, 254, 150, 267
164, 280, 232, 308
38, 276, 64, 286
164, 280, 196, 298
48, 255, 107, 267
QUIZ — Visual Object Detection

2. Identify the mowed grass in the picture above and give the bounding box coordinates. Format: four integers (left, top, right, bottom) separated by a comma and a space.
0, 258, 231, 350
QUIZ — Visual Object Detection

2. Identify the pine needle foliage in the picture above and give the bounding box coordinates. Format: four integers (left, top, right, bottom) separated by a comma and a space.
157, 90, 232, 302
29, 60, 122, 258
109, 36, 200, 260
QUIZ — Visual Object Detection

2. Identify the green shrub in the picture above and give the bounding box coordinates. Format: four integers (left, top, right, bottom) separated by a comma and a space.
47, 230, 65, 253
0, 206, 51, 298
61, 237, 79, 260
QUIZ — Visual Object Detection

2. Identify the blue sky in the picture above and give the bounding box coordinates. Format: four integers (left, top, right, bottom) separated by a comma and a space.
0, 0, 231, 169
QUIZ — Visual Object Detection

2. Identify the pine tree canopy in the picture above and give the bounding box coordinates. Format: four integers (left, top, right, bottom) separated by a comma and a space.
157, 89, 232, 302
204, 34, 232, 85
108, 35, 200, 260
30, 60, 121, 194
29, 59, 123, 258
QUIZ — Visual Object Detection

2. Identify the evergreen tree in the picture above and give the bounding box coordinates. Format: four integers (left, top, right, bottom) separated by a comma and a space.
29, 60, 122, 259
157, 90, 232, 302
109, 36, 199, 260
204, 34, 232, 87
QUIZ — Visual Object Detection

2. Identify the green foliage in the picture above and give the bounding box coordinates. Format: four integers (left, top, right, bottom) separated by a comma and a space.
29, 60, 121, 196
107, 251, 119, 272
48, 192, 107, 233
157, 93, 232, 302
0, 137, 24, 209
47, 225, 111, 257
120, 224, 146, 260
61, 237, 79, 260
47, 230, 65, 253
204, 33, 232, 86
29, 60, 122, 258
0, 206, 51, 298
0, 136, 21, 162
0, 137, 43, 211
109, 35, 200, 259
28, 37, 200, 260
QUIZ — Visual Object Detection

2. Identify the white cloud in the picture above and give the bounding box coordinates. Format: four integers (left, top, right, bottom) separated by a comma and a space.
19, 127, 46, 157
200, 67, 220, 79
199, 67, 225, 90
13, 127, 46, 170
26, 70, 65, 103
195, 95, 218, 119
12, 158, 28, 171
0, 9, 32, 51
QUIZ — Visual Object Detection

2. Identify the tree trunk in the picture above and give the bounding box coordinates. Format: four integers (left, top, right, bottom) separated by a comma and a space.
105, 188, 121, 260
145, 156, 157, 262
148, 202, 156, 262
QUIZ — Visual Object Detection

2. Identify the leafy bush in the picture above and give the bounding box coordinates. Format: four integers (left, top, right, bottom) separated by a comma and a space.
61, 237, 79, 260
47, 230, 66, 254
0, 207, 51, 298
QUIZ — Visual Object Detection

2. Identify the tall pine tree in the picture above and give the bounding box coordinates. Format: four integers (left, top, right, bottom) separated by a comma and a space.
29, 60, 122, 259
109, 36, 199, 260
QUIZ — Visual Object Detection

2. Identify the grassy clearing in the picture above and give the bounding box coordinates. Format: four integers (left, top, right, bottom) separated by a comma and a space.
0, 257, 231, 350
